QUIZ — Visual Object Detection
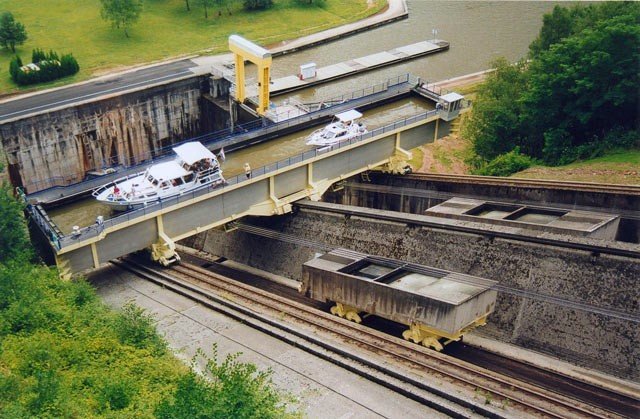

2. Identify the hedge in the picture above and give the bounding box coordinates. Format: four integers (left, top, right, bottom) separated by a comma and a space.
9, 49, 79, 86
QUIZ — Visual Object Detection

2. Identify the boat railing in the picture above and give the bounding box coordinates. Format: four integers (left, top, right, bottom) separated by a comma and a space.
91, 171, 146, 197
52, 107, 439, 250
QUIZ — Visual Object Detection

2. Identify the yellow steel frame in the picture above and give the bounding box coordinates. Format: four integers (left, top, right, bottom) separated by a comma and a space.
228, 35, 272, 115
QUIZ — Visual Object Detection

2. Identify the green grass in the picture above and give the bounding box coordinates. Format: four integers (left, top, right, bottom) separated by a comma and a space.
407, 145, 424, 171
513, 149, 640, 184
0, 0, 384, 95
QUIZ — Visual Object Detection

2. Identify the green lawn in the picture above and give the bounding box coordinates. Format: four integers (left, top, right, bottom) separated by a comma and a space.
0, 0, 384, 95
513, 149, 640, 185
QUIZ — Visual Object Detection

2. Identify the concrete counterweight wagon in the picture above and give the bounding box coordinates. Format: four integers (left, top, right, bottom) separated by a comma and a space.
300, 249, 498, 351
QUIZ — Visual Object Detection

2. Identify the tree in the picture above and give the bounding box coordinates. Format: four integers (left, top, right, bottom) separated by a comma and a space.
467, 2, 640, 168
0, 12, 28, 53
529, 5, 574, 58
463, 58, 529, 161
0, 182, 31, 264
243, 0, 273, 11
522, 14, 640, 163
215, 0, 235, 16
100, 0, 144, 38
198, 0, 215, 18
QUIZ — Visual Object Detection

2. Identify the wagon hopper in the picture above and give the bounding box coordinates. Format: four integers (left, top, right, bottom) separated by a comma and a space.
300, 250, 498, 351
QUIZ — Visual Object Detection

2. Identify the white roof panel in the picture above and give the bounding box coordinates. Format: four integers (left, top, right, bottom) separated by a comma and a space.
441, 92, 464, 103
335, 109, 362, 122
173, 142, 216, 165
148, 161, 189, 181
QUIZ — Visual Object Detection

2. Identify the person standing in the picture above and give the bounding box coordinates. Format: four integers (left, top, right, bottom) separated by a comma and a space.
244, 163, 252, 179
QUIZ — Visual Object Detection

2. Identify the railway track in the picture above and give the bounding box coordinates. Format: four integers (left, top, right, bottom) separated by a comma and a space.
293, 200, 640, 261
114, 256, 626, 418
402, 173, 640, 195
188, 252, 640, 418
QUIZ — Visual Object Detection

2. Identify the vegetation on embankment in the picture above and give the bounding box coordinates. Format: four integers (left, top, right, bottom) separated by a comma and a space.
417, 81, 639, 185
0, 169, 297, 417
461, 2, 639, 178
512, 149, 640, 185
0, 0, 384, 95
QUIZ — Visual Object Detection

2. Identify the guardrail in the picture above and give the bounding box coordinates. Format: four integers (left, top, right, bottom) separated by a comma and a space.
23, 74, 419, 195
32, 107, 439, 251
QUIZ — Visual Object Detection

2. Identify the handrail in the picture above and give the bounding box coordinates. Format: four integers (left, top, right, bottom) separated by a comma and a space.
22, 74, 419, 195
40, 107, 439, 249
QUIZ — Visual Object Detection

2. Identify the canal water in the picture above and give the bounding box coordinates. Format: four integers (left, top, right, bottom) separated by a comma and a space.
48, 98, 431, 232
272, 0, 563, 103
49, 1, 563, 231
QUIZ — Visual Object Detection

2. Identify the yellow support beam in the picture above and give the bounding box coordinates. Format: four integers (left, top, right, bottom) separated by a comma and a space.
234, 53, 246, 103
228, 35, 272, 115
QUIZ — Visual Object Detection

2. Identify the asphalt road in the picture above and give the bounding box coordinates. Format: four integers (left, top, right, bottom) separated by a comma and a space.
0, 59, 196, 123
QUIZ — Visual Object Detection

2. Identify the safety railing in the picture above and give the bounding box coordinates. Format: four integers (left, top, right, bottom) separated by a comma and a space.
40, 107, 438, 250
23, 74, 418, 195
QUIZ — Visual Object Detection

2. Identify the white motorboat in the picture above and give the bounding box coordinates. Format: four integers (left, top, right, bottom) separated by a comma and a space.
93, 142, 224, 211
306, 109, 368, 147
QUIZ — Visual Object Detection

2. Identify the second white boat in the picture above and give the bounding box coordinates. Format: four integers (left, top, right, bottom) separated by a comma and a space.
306, 109, 368, 147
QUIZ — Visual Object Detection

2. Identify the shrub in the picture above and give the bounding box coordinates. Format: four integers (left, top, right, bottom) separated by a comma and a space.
156, 346, 294, 418
474, 148, 536, 177
114, 302, 166, 355
244, 0, 273, 10
8, 55, 21, 83
9, 48, 79, 86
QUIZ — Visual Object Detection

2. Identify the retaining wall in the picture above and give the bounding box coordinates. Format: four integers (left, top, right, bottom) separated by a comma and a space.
185, 208, 640, 380
1, 76, 207, 193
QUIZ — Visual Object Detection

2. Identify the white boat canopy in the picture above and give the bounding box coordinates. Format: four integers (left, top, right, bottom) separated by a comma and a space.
147, 161, 190, 182
335, 110, 363, 123
173, 142, 216, 165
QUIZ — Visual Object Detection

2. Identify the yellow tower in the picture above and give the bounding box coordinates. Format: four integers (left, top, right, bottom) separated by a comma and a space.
228, 35, 272, 115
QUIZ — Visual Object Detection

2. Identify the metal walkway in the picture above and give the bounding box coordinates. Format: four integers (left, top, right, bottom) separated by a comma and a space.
26, 75, 419, 204
30, 107, 453, 278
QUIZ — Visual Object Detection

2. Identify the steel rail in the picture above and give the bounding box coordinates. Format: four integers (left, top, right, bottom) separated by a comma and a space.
235, 223, 640, 324
341, 181, 640, 221
401, 173, 640, 195
120, 257, 617, 419
293, 201, 640, 259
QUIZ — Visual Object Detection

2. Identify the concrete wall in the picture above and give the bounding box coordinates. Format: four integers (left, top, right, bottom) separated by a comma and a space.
185, 209, 640, 380
1, 76, 208, 193
343, 173, 640, 243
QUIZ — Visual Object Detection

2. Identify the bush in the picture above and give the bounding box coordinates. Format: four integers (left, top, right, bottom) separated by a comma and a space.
9, 48, 79, 86
244, 0, 273, 10
156, 346, 294, 419
474, 148, 536, 177
114, 302, 166, 355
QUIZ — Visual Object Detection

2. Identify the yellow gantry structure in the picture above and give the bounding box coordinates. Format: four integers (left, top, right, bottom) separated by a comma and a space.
228, 35, 272, 115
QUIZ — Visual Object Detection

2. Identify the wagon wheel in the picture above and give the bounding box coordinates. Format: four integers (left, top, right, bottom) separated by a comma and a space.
422, 336, 444, 352
345, 311, 362, 324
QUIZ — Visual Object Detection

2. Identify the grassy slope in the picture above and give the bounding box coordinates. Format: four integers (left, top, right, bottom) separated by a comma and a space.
0, 0, 383, 95
416, 79, 639, 185
512, 149, 640, 185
